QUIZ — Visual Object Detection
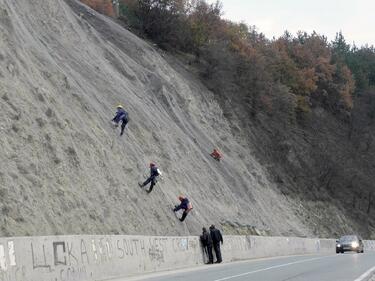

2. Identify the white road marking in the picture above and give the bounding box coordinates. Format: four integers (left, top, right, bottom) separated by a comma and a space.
106, 254, 329, 281
213, 255, 335, 281
353, 265, 375, 281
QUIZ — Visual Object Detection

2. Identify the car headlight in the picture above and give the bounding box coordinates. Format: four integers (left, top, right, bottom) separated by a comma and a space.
352, 241, 359, 248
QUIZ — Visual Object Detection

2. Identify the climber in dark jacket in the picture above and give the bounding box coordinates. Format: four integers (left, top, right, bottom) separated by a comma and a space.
173, 196, 193, 222
210, 225, 223, 263
112, 105, 129, 136
200, 227, 213, 264
139, 163, 161, 193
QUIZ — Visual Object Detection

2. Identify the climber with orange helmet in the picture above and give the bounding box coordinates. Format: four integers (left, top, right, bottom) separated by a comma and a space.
173, 196, 193, 222
139, 162, 161, 193
112, 104, 129, 136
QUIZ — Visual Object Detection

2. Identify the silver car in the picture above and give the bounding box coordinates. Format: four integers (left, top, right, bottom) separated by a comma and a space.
336, 235, 364, 253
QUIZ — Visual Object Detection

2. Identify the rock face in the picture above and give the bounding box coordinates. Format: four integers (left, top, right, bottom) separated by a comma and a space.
0, 0, 369, 238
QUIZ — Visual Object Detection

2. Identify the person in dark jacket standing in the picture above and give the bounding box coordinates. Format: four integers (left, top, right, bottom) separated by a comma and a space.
200, 227, 213, 264
139, 163, 161, 193
112, 105, 129, 136
210, 225, 223, 263
173, 196, 193, 222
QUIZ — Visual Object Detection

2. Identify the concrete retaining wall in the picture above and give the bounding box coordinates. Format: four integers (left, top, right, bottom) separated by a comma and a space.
364, 240, 375, 251
0, 234, 371, 281
221, 235, 335, 262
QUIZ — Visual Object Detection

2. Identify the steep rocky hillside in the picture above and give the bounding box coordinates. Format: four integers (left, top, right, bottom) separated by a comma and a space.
0, 0, 372, 238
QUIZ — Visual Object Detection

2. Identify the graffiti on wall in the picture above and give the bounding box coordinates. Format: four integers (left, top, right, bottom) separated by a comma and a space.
0, 236, 194, 281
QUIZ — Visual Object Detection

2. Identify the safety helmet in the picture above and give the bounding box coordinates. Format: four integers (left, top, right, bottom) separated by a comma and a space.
116, 104, 123, 109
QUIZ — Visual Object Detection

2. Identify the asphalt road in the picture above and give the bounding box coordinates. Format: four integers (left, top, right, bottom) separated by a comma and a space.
120, 252, 375, 281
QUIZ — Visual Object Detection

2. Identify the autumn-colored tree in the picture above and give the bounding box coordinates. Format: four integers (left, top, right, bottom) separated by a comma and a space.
118, 0, 375, 116
81, 0, 117, 17
188, 0, 222, 51
120, 0, 193, 50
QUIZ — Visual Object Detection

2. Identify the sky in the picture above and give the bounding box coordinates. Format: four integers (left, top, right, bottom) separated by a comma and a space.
208, 0, 375, 47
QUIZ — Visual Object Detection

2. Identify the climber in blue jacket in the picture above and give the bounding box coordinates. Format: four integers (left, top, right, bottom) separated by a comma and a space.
112, 105, 129, 136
